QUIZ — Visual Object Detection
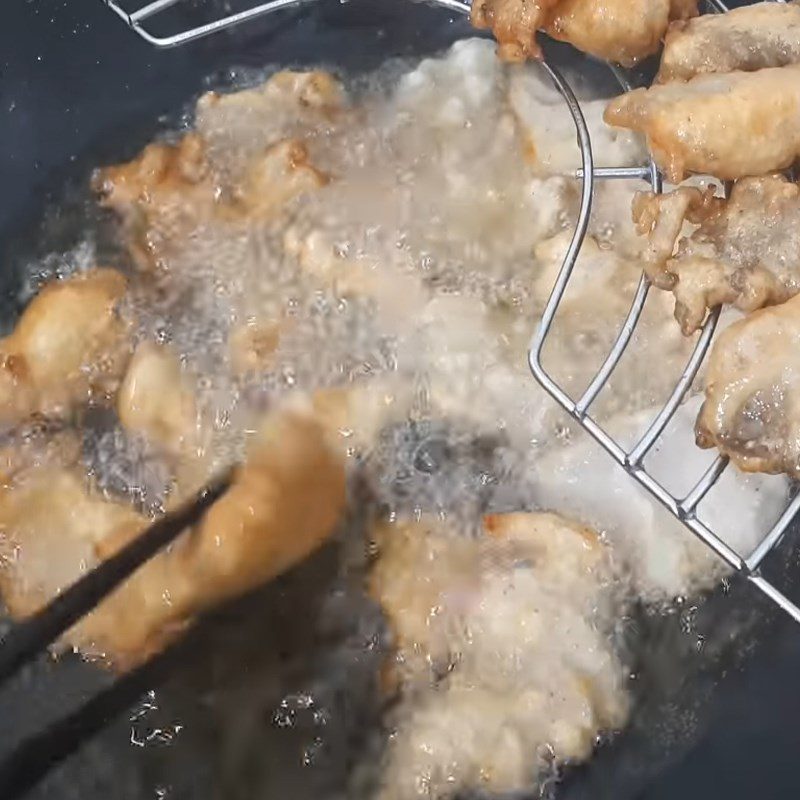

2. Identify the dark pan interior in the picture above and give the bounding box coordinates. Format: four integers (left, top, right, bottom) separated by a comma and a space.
2, 1, 800, 798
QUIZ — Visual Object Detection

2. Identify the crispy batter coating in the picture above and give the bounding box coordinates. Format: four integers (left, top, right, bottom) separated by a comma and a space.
95, 134, 326, 271
117, 342, 201, 458
233, 139, 327, 218
95, 71, 339, 271
370, 512, 626, 799
0, 269, 129, 427
0, 433, 146, 621
370, 512, 606, 687
472, 0, 696, 64
0, 404, 346, 669
228, 320, 285, 377
697, 294, 800, 478
658, 1, 800, 83
196, 70, 344, 123
633, 177, 800, 334
93, 133, 214, 270
605, 65, 800, 182
631, 184, 721, 289
471, 0, 562, 61
545, 0, 697, 67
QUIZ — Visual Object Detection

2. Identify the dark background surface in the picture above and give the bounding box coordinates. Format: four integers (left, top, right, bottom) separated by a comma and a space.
2, 0, 800, 798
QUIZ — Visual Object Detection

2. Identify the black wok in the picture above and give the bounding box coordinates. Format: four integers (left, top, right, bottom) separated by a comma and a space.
1, 1, 799, 798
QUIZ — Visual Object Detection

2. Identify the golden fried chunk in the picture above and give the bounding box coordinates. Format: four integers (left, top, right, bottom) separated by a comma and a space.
545, 0, 698, 67
0, 269, 129, 427
94, 133, 215, 270
197, 70, 344, 122
168, 404, 346, 610
605, 65, 800, 182
634, 177, 800, 334
117, 342, 200, 458
471, 0, 562, 61
228, 320, 285, 377
697, 294, 800, 478
310, 380, 421, 462
232, 139, 327, 219
0, 460, 146, 620
472, 0, 696, 64
631, 184, 721, 288
0, 403, 346, 669
483, 511, 604, 580
369, 512, 606, 687
195, 70, 345, 183
657, 2, 800, 83
369, 517, 483, 685
371, 512, 626, 800
95, 133, 326, 271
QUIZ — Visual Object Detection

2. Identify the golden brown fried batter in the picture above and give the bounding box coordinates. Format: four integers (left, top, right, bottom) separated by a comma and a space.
0, 403, 346, 670
369, 512, 605, 688
95, 133, 326, 271
545, 0, 698, 67
196, 70, 344, 123
697, 294, 800, 478
634, 177, 800, 334
370, 512, 625, 800
471, 0, 562, 61
228, 320, 285, 377
170, 404, 346, 611
631, 184, 721, 289
0, 269, 129, 427
94, 133, 215, 271
194, 69, 345, 190
117, 342, 201, 458
473, 0, 696, 64
95, 70, 339, 271
658, 2, 800, 83
605, 65, 800, 182
233, 139, 327, 219
0, 458, 147, 620
369, 516, 482, 685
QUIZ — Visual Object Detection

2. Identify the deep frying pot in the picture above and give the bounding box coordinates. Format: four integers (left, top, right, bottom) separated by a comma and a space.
2, 1, 800, 798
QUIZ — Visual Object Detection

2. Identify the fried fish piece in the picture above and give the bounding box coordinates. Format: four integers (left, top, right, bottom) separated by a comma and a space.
0, 449, 147, 621
195, 70, 346, 137
470, 0, 563, 61
95, 134, 326, 271
93, 133, 215, 271
371, 512, 626, 800
472, 0, 696, 64
604, 64, 800, 182
697, 294, 800, 478
369, 512, 607, 687
545, 0, 698, 67
631, 184, 721, 288
0, 269, 129, 427
117, 342, 201, 458
634, 176, 800, 334
657, 1, 800, 83
232, 139, 327, 219
0, 403, 346, 669
195, 69, 344, 191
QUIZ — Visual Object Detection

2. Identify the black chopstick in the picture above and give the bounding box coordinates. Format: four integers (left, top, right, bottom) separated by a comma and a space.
0, 468, 234, 686
0, 639, 180, 799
